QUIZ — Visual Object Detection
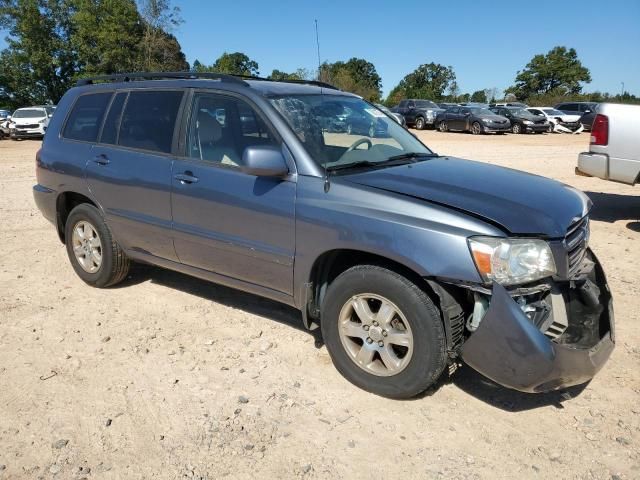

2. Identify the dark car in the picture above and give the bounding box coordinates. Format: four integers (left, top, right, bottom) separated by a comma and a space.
554, 102, 599, 131
436, 106, 510, 134
391, 99, 444, 130
375, 103, 406, 128
437, 102, 459, 110
345, 108, 389, 137
33, 72, 613, 399
490, 106, 548, 134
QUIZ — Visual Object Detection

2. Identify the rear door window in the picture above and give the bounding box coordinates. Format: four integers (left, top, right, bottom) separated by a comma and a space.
118, 90, 183, 154
63, 92, 113, 142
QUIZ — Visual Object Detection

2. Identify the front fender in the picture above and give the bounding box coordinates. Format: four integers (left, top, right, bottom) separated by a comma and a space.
292, 175, 502, 307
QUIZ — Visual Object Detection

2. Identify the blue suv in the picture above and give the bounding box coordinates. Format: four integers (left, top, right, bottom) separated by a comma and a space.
33, 72, 614, 398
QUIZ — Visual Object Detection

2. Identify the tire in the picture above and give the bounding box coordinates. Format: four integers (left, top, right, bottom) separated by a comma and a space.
439, 120, 448, 132
511, 123, 522, 134
414, 116, 425, 130
471, 122, 483, 135
321, 265, 447, 398
547, 124, 554, 133
64, 203, 130, 288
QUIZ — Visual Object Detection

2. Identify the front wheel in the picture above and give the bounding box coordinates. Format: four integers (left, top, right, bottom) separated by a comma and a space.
414, 116, 425, 130
511, 123, 522, 134
321, 265, 447, 398
471, 122, 483, 135
439, 120, 448, 132
65, 203, 130, 288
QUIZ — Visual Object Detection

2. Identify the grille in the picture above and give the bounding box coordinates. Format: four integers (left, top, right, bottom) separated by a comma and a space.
17, 124, 39, 129
565, 216, 589, 275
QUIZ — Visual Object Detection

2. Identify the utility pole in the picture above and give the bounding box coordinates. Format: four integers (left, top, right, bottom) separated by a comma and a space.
621, 82, 625, 96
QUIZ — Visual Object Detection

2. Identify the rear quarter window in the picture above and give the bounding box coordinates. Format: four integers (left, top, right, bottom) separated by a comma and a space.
62, 92, 113, 142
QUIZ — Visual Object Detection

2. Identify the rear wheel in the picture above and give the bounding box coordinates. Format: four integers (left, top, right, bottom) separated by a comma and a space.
321, 265, 447, 398
511, 123, 522, 134
65, 203, 130, 288
439, 120, 448, 132
471, 122, 483, 135
414, 116, 425, 130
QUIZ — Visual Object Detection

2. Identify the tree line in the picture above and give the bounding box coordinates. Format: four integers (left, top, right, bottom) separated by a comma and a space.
1, 1, 637, 109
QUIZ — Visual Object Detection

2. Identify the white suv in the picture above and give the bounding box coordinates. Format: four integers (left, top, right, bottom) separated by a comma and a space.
8, 105, 56, 139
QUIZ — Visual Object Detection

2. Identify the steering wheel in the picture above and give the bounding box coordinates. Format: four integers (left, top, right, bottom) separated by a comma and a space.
346, 138, 372, 152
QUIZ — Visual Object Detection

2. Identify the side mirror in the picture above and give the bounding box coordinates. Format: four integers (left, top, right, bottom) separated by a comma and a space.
241, 145, 289, 177
48, 113, 53, 118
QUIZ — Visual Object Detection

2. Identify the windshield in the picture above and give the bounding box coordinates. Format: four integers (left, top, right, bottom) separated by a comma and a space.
12, 108, 45, 119
415, 100, 438, 108
510, 108, 533, 117
269, 94, 433, 171
542, 109, 565, 115
469, 108, 495, 116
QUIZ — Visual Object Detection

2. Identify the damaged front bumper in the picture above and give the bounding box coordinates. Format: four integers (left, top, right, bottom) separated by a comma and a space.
460, 250, 614, 393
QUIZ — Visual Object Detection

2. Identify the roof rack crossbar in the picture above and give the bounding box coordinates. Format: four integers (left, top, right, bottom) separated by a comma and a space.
76, 71, 249, 87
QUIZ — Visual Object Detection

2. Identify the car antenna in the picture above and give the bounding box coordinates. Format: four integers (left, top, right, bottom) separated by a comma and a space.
316, 19, 330, 193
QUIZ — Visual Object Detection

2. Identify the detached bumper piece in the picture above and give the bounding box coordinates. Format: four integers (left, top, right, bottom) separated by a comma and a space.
461, 251, 614, 393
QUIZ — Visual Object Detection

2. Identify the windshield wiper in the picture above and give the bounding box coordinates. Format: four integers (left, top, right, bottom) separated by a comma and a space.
327, 153, 437, 173
386, 152, 438, 161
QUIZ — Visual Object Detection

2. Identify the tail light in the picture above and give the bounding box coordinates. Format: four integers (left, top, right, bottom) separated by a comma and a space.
590, 114, 608, 146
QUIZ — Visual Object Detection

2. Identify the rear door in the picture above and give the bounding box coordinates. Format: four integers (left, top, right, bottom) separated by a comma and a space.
86, 89, 185, 261
170, 91, 296, 294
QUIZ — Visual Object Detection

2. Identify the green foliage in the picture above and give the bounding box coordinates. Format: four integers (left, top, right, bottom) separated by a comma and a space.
470, 89, 487, 103
386, 63, 456, 104
319, 58, 382, 102
0, 0, 187, 108
71, 0, 143, 75
211, 52, 259, 76
268, 69, 303, 81
507, 46, 591, 100
525, 89, 640, 107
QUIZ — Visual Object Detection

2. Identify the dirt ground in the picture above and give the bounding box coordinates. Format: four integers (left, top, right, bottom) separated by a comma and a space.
1, 131, 638, 480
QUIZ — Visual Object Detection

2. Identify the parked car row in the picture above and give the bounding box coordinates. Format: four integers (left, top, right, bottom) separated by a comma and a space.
388, 99, 600, 134
0, 105, 56, 140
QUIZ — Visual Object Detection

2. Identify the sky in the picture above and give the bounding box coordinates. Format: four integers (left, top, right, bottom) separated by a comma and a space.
2, 0, 639, 97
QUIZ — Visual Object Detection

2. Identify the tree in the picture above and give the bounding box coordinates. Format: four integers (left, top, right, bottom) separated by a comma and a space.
268, 69, 303, 81
387, 63, 456, 103
138, 0, 186, 71
71, 0, 143, 75
506, 46, 591, 100
319, 58, 382, 102
470, 89, 487, 103
0, 0, 77, 106
211, 52, 259, 76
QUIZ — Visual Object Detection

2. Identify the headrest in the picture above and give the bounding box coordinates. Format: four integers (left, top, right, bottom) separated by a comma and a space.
196, 111, 222, 143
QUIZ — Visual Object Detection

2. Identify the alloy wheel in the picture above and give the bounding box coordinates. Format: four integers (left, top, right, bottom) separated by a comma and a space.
71, 220, 103, 273
338, 293, 414, 377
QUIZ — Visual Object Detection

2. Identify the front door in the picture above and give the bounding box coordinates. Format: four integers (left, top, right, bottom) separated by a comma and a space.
170, 92, 296, 295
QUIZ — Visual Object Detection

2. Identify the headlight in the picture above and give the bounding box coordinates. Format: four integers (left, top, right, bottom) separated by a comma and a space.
482, 118, 491, 124
426, 110, 435, 119
39, 118, 47, 124
468, 237, 556, 285
523, 120, 532, 125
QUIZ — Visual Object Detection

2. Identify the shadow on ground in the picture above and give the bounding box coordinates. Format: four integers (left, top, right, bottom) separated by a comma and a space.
116, 266, 588, 411
118, 263, 321, 343
585, 191, 640, 228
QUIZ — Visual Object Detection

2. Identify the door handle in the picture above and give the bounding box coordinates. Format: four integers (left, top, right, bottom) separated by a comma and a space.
174, 172, 199, 184
93, 154, 110, 165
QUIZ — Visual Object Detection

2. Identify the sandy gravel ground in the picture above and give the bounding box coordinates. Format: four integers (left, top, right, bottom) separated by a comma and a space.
0, 131, 638, 480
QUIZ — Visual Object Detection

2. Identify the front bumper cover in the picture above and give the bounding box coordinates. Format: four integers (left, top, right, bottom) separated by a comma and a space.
460, 253, 614, 393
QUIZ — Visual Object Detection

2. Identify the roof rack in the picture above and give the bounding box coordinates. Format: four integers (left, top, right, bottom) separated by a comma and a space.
76, 71, 248, 87
237, 74, 339, 90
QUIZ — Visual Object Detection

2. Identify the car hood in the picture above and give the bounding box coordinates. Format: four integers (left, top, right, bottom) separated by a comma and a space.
13, 117, 45, 124
343, 157, 591, 237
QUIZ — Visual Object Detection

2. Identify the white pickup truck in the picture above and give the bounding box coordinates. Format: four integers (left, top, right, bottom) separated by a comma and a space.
576, 103, 640, 185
